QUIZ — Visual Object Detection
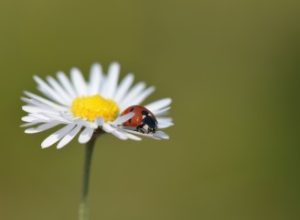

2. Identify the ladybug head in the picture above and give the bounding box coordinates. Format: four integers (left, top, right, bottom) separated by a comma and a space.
141, 110, 149, 116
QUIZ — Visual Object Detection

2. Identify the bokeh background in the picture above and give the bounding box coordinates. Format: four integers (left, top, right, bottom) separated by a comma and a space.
1, 0, 300, 219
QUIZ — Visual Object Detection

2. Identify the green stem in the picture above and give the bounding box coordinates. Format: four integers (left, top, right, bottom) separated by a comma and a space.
79, 136, 96, 220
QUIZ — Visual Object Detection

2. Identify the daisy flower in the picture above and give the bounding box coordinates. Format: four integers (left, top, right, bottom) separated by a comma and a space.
21, 62, 173, 149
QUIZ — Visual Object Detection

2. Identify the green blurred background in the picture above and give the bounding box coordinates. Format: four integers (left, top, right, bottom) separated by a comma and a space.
1, 0, 300, 219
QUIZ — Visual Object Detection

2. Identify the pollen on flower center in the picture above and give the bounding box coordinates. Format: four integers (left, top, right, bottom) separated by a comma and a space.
71, 95, 119, 122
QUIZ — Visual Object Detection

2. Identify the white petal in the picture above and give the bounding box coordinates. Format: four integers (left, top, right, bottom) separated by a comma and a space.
71, 68, 87, 95
41, 124, 75, 148
123, 129, 161, 140
153, 131, 170, 139
112, 112, 134, 125
158, 121, 174, 129
22, 116, 38, 123
120, 82, 146, 110
33, 113, 53, 121
21, 97, 32, 104
21, 122, 42, 127
129, 86, 155, 106
78, 127, 94, 144
47, 114, 71, 124
75, 119, 97, 129
157, 117, 173, 123
120, 126, 169, 140
21, 97, 60, 113
113, 73, 134, 102
112, 129, 128, 140
57, 125, 82, 149
33, 76, 67, 105
25, 122, 60, 134
153, 107, 171, 116
24, 91, 67, 111
124, 132, 142, 141
88, 63, 103, 95
102, 123, 114, 133
157, 117, 174, 129
46, 76, 72, 104
22, 105, 57, 114
57, 71, 77, 98
101, 62, 120, 98
23, 119, 45, 125
96, 118, 104, 126
145, 98, 172, 112
21, 107, 68, 124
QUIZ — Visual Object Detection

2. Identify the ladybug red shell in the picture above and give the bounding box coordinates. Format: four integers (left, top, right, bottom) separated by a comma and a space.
121, 105, 158, 134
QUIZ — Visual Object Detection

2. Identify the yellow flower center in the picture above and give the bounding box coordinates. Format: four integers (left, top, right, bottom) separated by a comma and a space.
71, 95, 119, 122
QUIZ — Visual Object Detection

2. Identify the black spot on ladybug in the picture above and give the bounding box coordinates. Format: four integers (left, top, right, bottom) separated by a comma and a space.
130, 107, 134, 112
128, 119, 132, 123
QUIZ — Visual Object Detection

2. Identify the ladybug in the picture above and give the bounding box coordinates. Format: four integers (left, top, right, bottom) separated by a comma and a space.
121, 105, 158, 134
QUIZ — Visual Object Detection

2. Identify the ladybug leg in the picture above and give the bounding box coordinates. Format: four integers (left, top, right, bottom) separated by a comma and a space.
148, 127, 156, 133
136, 124, 146, 133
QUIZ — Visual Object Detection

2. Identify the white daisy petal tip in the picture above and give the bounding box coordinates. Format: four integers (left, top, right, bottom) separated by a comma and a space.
90, 63, 103, 76
167, 97, 172, 103
101, 62, 120, 98
70, 67, 81, 74
56, 138, 71, 149
155, 106, 171, 116
113, 73, 135, 102
153, 131, 170, 140
33, 75, 42, 83
24, 128, 35, 134
41, 139, 53, 149
109, 61, 120, 68
91, 62, 101, 69
145, 98, 172, 113
40, 124, 76, 149
78, 136, 90, 144
78, 127, 94, 144
158, 122, 174, 129
21, 116, 33, 122
56, 125, 82, 149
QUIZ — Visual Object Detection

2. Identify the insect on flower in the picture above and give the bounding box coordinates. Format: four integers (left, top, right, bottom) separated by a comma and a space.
121, 105, 158, 134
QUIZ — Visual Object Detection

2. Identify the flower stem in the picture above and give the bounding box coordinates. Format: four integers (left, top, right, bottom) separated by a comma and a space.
79, 137, 96, 220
